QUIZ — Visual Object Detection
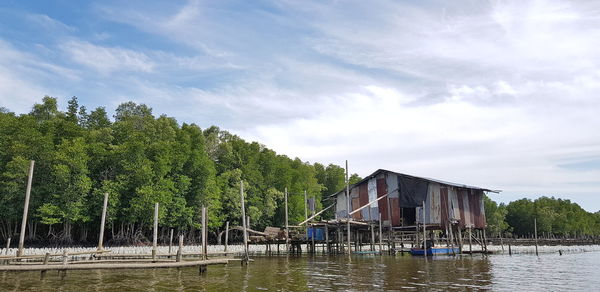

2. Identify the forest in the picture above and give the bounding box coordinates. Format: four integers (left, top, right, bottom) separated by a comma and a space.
1, 97, 599, 246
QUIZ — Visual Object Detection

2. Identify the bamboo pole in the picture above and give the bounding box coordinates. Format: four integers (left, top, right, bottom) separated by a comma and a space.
17, 160, 34, 257
345, 160, 351, 254
224, 221, 229, 252
98, 192, 109, 251
153, 203, 159, 261
284, 187, 289, 253
240, 181, 249, 261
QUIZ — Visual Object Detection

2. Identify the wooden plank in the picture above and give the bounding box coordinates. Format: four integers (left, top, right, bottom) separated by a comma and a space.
0, 259, 235, 272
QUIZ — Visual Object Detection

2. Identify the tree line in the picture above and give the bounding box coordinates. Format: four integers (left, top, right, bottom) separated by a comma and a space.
485, 195, 600, 237
0, 96, 360, 245
1, 97, 598, 245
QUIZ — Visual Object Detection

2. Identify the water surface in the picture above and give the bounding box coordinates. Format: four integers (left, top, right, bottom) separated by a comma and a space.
2, 251, 599, 291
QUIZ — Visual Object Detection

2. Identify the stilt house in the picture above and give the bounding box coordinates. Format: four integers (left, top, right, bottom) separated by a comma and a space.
332, 169, 498, 230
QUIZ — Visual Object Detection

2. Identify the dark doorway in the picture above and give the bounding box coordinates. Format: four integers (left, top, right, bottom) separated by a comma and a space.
402, 208, 416, 225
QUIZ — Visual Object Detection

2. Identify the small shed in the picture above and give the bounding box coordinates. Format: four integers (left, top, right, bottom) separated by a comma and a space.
331, 169, 498, 229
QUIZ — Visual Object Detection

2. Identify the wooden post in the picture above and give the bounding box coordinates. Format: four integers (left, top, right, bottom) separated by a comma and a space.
224, 221, 229, 252
310, 223, 315, 254
499, 231, 504, 252
62, 249, 68, 265
284, 187, 289, 253
98, 192, 109, 251
240, 181, 249, 261
168, 229, 174, 255
325, 224, 330, 253
43, 252, 50, 265
422, 201, 426, 250
304, 190, 308, 221
534, 218, 539, 256
345, 160, 351, 254
152, 203, 159, 261
448, 223, 456, 256
468, 226, 473, 254
17, 160, 34, 257
508, 240, 512, 256
5, 237, 10, 255
457, 227, 463, 254
370, 223, 375, 251
378, 214, 383, 252
201, 206, 206, 259
483, 228, 488, 254
176, 235, 183, 262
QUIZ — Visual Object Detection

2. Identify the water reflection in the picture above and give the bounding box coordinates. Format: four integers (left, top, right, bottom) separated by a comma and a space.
2, 252, 600, 291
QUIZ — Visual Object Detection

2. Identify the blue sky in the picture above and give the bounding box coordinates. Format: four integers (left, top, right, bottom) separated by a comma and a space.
1, 0, 599, 211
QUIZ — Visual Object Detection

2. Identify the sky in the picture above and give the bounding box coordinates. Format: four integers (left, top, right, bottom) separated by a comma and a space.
0, 0, 599, 211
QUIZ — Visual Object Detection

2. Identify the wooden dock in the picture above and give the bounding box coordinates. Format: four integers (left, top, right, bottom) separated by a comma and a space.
0, 258, 236, 272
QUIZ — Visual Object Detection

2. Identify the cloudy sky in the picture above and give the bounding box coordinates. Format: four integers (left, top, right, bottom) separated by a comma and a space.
1, 0, 599, 211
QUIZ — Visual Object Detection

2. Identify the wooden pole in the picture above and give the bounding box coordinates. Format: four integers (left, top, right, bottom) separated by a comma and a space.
483, 228, 488, 254
201, 206, 205, 258
304, 190, 308, 221
378, 213, 383, 252
62, 249, 68, 265
448, 223, 456, 256
202, 206, 207, 259
345, 160, 351, 254
534, 218, 539, 256
311, 223, 315, 254
17, 160, 34, 257
499, 231, 504, 252
457, 227, 463, 254
97, 192, 109, 251
284, 187, 289, 253
386, 195, 393, 252
240, 181, 249, 261
168, 229, 174, 255
153, 203, 159, 261
325, 224, 330, 253
224, 221, 229, 252
468, 226, 473, 254
5, 237, 10, 255
422, 201, 426, 250
176, 235, 183, 262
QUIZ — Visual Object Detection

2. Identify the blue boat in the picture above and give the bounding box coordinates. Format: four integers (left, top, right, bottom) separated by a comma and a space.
410, 247, 460, 256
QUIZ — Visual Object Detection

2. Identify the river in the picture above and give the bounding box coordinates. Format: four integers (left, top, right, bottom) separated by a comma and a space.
2, 251, 600, 291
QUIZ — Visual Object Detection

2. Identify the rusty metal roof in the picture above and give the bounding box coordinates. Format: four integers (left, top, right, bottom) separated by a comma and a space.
329, 168, 501, 198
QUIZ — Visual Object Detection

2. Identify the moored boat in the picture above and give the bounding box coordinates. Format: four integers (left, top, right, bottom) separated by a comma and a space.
410, 246, 460, 256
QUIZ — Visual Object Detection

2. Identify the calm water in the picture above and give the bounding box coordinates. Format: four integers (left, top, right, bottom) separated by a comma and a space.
2, 251, 600, 291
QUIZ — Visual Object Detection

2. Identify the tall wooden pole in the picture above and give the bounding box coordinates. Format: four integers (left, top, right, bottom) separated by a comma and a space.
17, 160, 34, 257
422, 201, 426, 250
97, 192, 109, 251
240, 181, 249, 261
534, 218, 539, 256
201, 206, 206, 259
304, 190, 308, 221
345, 160, 351, 254
168, 229, 174, 255
378, 213, 383, 252
224, 221, 229, 252
152, 203, 159, 261
284, 187, 289, 252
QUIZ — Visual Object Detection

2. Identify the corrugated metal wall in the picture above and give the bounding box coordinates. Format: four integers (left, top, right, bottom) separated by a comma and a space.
335, 170, 487, 229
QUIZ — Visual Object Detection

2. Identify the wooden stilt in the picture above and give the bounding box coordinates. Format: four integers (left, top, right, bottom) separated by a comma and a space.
97, 192, 109, 251
17, 160, 34, 257
224, 221, 229, 252
152, 203, 159, 261
240, 181, 249, 263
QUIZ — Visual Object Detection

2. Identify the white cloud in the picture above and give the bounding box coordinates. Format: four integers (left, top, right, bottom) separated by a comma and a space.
61, 41, 155, 74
